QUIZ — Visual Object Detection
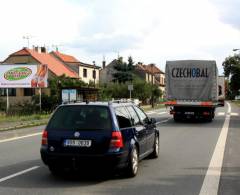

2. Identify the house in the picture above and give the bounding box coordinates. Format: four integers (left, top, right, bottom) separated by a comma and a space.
0, 47, 78, 104
50, 51, 101, 85
135, 63, 165, 95
134, 62, 155, 84
0, 47, 100, 105
100, 60, 165, 95
99, 59, 117, 84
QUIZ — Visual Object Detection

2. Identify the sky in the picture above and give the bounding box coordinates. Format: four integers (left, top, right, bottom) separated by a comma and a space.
0, 0, 240, 74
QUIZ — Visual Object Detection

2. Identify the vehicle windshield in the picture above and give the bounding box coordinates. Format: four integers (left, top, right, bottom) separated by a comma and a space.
47, 105, 112, 131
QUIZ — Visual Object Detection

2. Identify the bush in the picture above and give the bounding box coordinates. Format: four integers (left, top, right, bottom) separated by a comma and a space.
7, 100, 38, 116
0, 98, 5, 112
32, 94, 58, 113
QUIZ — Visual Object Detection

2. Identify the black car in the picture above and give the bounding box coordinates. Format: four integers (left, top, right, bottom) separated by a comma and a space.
40, 101, 159, 177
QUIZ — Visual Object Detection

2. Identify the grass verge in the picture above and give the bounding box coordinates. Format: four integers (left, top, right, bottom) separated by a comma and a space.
141, 104, 166, 111
232, 100, 240, 107
0, 113, 50, 131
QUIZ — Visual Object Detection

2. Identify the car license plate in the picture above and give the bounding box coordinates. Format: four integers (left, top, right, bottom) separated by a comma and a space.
185, 112, 194, 115
64, 139, 92, 147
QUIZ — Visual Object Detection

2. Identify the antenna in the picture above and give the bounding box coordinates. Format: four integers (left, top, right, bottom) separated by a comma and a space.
23, 35, 34, 48
52, 44, 64, 52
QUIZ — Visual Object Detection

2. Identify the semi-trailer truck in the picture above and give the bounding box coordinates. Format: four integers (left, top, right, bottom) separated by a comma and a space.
165, 60, 222, 122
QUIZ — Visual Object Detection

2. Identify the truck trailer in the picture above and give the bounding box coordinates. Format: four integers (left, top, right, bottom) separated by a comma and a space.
165, 60, 220, 122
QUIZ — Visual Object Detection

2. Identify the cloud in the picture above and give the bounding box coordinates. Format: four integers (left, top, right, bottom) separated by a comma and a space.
209, 0, 240, 29
1, 0, 240, 75
69, 34, 141, 54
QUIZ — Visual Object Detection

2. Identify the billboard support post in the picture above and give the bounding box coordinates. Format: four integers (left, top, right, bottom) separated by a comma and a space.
39, 88, 42, 113
6, 88, 9, 113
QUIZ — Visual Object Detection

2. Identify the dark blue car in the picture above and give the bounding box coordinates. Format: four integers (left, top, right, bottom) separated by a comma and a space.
40, 102, 159, 177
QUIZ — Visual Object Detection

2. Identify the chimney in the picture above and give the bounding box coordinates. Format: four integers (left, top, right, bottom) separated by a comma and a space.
102, 60, 106, 68
41, 47, 46, 53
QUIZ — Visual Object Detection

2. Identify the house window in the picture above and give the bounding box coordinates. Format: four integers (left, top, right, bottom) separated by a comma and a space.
24, 88, 35, 96
83, 69, 87, 78
93, 70, 96, 79
0, 89, 16, 96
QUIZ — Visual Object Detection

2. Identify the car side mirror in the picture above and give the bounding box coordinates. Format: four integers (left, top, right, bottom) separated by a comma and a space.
148, 117, 156, 124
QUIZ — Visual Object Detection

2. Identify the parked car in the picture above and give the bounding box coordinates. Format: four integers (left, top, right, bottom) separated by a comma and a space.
40, 101, 159, 177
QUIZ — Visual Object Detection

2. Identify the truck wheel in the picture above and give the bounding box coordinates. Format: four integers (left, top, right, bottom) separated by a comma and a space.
206, 115, 213, 122
174, 115, 180, 122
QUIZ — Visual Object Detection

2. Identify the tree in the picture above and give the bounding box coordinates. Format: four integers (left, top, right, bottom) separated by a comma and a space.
222, 55, 240, 99
113, 56, 135, 83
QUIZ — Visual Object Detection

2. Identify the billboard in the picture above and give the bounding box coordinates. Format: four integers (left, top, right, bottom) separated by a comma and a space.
0, 64, 48, 88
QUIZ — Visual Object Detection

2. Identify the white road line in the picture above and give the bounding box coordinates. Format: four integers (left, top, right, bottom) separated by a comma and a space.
158, 112, 167, 115
0, 166, 40, 183
217, 112, 225, 116
156, 118, 171, 125
0, 132, 42, 143
146, 111, 155, 115
147, 111, 167, 115
199, 102, 231, 195
230, 112, 239, 116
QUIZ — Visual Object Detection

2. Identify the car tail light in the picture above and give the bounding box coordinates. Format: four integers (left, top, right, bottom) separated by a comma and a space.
41, 130, 48, 146
170, 110, 176, 115
109, 131, 123, 151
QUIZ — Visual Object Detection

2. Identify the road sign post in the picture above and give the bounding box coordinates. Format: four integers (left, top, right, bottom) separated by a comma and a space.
128, 85, 133, 100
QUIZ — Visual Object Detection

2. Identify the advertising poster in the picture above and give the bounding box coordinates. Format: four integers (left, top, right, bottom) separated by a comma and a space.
0, 64, 48, 88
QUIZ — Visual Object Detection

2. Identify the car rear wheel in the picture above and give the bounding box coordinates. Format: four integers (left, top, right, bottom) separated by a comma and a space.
150, 135, 159, 158
126, 145, 139, 177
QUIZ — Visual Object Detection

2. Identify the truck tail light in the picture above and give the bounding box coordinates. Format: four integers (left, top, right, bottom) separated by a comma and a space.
41, 130, 48, 146
203, 112, 210, 116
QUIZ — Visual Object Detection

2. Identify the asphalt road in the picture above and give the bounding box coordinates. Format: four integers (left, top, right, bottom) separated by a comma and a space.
0, 102, 239, 195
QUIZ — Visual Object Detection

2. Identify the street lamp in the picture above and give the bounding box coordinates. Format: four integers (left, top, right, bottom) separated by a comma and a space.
151, 64, 154, 108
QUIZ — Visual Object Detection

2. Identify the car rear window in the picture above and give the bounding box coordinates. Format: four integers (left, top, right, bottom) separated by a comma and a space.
47, 105, 112, 131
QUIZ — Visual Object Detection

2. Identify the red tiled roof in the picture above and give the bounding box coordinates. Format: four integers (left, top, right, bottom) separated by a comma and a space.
9, 48, 78, 78
51, 51, 79, 63
135, 63, 164, 74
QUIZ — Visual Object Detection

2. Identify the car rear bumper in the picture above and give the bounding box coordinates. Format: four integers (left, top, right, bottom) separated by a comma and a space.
40, 146, 129, 169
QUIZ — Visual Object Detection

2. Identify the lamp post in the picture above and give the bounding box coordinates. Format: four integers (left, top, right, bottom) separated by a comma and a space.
151, 64, 154, 108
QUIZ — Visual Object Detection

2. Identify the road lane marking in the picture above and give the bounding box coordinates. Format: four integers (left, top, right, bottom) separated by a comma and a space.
230, 112, 239, 116
159, 112, 167, 115
217, 112, 225, 116
146, 111, 155, 115
0, 132, 42, 143
146, 111, 167, 115
199, 102, 231, 195
0, 166, 40, 183
156, 118, 171, 125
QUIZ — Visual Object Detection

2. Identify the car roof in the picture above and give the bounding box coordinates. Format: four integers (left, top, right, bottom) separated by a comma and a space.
60, 101, 135, 108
